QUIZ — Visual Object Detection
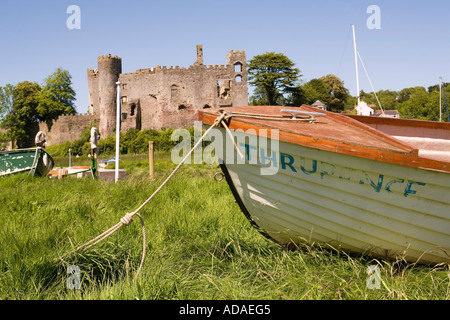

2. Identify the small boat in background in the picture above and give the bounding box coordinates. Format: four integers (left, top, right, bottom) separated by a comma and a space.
0, 147, 54, 177
201, 105, 450, 265
0, 131, 54, 177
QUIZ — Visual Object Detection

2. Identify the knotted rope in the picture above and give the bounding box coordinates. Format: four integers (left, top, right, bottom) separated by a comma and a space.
67, 108, 320, 279
70, 113, 227, 279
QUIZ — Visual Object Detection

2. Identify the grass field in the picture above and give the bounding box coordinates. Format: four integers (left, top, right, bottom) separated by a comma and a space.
1, 152, 449, 300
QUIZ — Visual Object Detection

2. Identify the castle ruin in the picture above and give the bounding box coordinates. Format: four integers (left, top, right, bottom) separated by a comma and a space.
39, 45, 248, 145
88, 45, 248, 139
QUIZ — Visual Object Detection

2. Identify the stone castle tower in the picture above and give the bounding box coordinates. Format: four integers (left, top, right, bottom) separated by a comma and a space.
87, 54, 122, 138
87, 45, 248, 138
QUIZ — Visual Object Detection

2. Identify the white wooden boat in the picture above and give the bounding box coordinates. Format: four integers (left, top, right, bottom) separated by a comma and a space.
200, 105, 450, 265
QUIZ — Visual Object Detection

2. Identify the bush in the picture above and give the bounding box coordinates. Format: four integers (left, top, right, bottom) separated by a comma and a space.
46, 126, 204, 157
46, 141, 71, 157
98, 135, 116, 155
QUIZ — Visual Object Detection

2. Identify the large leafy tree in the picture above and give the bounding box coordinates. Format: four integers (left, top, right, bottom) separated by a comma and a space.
397, 87, 441, 121
319, 74, 349, 112
290, 75, 350, 112
301, 78, 329, 105
37, 68, 76, 121
248, 52, 300, 105
1, 81, 41, 147
0, 68, 77, 148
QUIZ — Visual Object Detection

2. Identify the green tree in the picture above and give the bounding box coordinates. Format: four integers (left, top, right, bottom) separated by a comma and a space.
375, 90, 399, 110
37, 68, 77, 121
283, 84, 307, 106
1, 81, 41, 147
301, 78, 329, 105
248, 52, 301, 105
428, 82, 450, 93
359, 90, 399, 111
359, 90, 375, 105
1, 69, 77, 148
0, 84, 15, 121
397, 86, 426, 103
319, 74, 349, 112
397, 87, 438, 120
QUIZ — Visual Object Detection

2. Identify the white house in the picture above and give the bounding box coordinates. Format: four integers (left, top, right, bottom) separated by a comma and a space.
355, 101, 374, 116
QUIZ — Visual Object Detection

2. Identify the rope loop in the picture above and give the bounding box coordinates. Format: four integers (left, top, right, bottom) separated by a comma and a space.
69, 113, 228, 280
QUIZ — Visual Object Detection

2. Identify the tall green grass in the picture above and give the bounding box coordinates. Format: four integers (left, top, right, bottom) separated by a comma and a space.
1, 154, 449, 300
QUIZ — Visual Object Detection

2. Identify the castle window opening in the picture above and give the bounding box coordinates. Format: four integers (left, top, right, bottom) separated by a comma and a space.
130, 104, 136, 116
234, 63, 242, 73
178, 105, 187, 110
203, 105, 211, 109
122, 96, 128, 103
122, 113, 127, 120
235, 75, 242, 82
171, 85, 178, 98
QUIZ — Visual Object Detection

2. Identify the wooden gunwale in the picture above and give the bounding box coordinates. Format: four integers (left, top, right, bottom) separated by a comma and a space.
200, 106, 450, 174
346, 113, 450, 131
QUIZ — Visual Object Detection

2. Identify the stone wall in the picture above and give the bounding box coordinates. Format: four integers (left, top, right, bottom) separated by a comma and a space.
38, 113, 98, 145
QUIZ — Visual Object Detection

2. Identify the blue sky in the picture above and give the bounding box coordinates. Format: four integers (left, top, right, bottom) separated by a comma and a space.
1, 0, 449, 114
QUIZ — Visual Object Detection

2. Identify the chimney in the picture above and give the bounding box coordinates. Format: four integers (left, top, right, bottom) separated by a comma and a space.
195, 45, 203, 65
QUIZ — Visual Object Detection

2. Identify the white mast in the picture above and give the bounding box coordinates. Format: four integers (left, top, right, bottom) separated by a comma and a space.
439, 77, 442, 122
352, 24, 360, 106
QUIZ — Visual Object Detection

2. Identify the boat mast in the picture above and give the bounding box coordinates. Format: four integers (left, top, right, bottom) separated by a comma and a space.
439, 77, 442, 122
352, 24, 360, 106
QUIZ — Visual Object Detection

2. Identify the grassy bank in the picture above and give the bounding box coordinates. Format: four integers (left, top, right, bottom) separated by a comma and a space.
0, 154, 449, 300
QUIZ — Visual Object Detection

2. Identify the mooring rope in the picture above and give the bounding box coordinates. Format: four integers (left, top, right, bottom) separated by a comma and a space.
69, 108, 319, 279
70, 113, 227, 279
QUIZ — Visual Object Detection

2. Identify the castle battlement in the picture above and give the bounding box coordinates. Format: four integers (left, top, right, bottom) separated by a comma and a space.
98, 54, 122, 61
128, 65, 192, 74
87, 68, 99, 76
228, 50, 246, 54
135, 68, 156, 74
51, 113, 95, 122
206, 64, 227, 70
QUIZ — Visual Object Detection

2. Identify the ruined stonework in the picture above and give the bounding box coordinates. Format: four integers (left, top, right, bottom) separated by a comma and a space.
27, 45, 247, 148
87, 45, 248, 138
38, 113, 98, 146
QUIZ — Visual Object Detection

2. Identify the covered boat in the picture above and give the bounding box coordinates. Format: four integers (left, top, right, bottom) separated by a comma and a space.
200, 105, 450, 265
0, 147, 54, 177
0, 132, 54, 177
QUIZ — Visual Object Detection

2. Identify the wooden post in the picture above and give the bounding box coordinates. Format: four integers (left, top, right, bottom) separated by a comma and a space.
149, 141, 154, 180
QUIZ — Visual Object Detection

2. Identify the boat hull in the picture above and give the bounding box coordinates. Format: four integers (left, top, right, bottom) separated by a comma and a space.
0, 148, 54, 177
216, 128, 450, 265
